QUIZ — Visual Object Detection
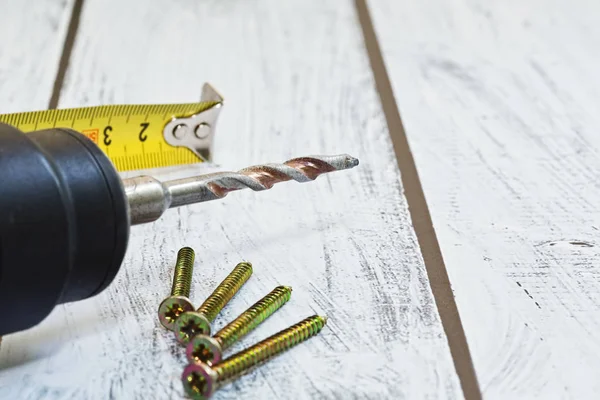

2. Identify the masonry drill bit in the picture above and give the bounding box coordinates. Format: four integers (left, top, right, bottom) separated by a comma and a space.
124, 154, 359, 224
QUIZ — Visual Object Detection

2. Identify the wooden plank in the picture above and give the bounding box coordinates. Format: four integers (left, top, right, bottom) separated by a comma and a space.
0, 1, 464, 399
369, 0, 600, 397
0, 0, 75, 112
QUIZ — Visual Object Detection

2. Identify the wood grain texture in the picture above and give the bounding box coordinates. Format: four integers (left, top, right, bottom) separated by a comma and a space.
0, 1, 463, 399
369, 0, 600, 398
0, 0, 74, 112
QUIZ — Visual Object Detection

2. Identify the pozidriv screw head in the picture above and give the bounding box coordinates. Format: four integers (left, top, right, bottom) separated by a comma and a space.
174, 311, 212, 344
182, 362, 217, 400
158, 295, 195, 330
187, 335, 223, 366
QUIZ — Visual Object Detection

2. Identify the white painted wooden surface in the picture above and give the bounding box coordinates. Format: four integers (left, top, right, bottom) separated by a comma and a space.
0, 0, 74, 112
370, 0, 600, 398
0, 1, 463, 399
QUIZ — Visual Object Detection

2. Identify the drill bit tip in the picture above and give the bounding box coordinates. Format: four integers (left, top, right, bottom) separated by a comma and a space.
224, 153, 359, 192
288, 153, 359, 170
318, 154, 359, 170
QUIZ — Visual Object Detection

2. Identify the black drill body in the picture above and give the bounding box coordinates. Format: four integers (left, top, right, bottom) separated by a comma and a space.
0, 123, 129, 335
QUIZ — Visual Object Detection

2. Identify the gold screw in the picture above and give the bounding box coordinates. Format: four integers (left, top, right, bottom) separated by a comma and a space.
186, 285, 292, 365
182, 315, 327, 399
174, 262, 253, 344
158, 247, 196, 330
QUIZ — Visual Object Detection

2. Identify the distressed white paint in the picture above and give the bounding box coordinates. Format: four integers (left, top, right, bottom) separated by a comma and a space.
0, 1, 463, 399
0, 0, 74, 112
370, 0, 600, 398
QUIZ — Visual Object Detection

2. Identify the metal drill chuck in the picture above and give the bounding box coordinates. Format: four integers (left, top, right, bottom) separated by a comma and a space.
0, 124, 359, 336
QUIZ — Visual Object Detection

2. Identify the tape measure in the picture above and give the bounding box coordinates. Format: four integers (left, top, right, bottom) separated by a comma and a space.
0, 84, 224, 172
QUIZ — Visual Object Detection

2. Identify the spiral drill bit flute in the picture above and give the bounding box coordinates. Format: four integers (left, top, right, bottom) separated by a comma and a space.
124, 154, 359, 225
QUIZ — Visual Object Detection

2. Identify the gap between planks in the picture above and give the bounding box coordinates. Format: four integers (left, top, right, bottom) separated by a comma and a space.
354, 1, 482, 399
48, 0, 84, 109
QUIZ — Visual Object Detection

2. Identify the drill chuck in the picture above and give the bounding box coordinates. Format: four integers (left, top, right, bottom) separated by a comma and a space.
0, 123, 129, 335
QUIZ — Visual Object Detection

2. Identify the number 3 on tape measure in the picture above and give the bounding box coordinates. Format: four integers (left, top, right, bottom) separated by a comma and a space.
104, 126, 113, 146
0, 83, 223, 172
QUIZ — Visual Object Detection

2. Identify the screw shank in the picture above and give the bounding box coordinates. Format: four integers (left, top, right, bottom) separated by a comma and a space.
215, 286, 292, 350
172, 247, 195, 297
196, 262, 253, 322
213, 315, 327, 383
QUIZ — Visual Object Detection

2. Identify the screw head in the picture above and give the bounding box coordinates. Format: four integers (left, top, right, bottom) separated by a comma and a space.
158, 296, 194, 330
174, 311, 211, 344
182, 363, 217, 400
187, 335, 223, 365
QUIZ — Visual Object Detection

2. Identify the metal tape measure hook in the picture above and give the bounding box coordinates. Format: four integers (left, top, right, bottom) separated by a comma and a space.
162, 83, 224, 161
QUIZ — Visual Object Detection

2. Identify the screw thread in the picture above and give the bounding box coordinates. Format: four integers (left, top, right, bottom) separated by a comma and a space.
196, 262, 253, 322
213, 315, 327, 383
215, 286, 292, 350
171, 247, 195, 297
